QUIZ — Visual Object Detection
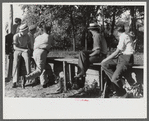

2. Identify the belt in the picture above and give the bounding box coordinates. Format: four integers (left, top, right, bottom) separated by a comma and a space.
38, 48, 49, 53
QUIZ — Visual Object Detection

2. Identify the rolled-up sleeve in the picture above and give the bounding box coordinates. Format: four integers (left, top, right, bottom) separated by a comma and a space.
13, 34, 18, 46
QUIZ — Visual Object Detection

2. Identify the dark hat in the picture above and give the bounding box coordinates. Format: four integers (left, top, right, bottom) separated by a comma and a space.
19, 24, 29, 32
88, 23, 100, 30
29, 25, 37, 31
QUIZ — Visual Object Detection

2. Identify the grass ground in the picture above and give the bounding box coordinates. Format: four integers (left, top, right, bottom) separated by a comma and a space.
5, 50, 144, 98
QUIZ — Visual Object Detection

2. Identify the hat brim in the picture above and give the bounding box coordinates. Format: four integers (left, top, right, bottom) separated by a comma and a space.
20, 27, 29, 32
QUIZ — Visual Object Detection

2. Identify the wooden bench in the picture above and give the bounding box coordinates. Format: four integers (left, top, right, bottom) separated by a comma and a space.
47, 57, 143, 97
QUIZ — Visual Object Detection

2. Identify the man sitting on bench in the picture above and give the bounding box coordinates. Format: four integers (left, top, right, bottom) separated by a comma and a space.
101, 24, 135, 98
73, 23, 108, 89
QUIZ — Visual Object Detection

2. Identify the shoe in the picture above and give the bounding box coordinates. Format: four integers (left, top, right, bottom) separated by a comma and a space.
71, 83, 80, 90
12, 82, 17, 88
110, 92, 129, 98
42, 84, 48, 88
22, 76, 26, 89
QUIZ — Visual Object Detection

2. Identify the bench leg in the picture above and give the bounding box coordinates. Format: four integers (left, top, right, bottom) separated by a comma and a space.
68, 64, 75, 85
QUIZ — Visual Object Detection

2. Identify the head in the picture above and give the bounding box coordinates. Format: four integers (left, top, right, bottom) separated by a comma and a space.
42, 24, 52, 34
115, 24, 125, 37
29, 25, 37, 34
88, 23, 100, 33
19, 24, 29, 36
15, 18, 21, 25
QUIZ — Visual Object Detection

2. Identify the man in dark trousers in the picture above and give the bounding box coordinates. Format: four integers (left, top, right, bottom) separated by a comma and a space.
73, 23, 108, 89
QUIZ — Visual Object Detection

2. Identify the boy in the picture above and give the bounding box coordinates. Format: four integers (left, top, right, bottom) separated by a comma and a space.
101, 24, 135, 98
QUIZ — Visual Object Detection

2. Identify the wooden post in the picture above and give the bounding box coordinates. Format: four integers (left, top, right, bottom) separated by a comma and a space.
9, 4, 13, 34
6, 4, 13, 80
63, 61, 67, 92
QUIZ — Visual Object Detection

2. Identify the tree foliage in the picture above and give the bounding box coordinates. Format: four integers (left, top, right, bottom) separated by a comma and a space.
20, 4, 144, 52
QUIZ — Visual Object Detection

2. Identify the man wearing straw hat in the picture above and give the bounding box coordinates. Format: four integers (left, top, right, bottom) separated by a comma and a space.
12, 23, 31, 88
73, 23, 108, 89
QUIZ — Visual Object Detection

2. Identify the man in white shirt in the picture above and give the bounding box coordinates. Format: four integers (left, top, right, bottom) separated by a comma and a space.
101, 24, 135, 98
22, 24, 53, 88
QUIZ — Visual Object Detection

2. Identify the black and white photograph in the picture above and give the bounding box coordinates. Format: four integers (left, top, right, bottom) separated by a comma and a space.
2, 1, 147, 119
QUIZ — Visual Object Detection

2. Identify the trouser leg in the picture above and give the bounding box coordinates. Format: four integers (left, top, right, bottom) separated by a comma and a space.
22, 52, 31, 75
12, 51, 21, 83
40, 69, 48, 85
77, 51, 92, 74
101, 59, 117, 80
111, 63, 127, 95
26, 50, 47, 84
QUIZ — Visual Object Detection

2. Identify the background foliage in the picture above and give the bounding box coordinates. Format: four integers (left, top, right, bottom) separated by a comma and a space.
20, 5, 144, 52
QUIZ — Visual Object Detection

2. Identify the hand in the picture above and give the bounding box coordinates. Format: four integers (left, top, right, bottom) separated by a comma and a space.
24, 49, 30, 54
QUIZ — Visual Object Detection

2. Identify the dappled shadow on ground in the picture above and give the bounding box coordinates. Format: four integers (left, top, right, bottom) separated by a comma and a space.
5, 79, 102, 98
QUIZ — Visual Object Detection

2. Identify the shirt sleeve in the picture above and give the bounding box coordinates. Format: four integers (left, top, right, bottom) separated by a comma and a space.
117, 35, 125, 50
13, 34, 18, 46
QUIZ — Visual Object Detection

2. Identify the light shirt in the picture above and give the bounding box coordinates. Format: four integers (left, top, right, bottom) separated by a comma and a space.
117, 32, 135, 55
34, 33, 53, 50
13, 33, 30, 49
92, 31, 108, 54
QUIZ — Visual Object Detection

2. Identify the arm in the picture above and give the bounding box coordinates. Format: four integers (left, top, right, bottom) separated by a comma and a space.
13, 34, 28, 52
101, 48, 121, 63
13, 44, 28, 52
89, 49, 100, 56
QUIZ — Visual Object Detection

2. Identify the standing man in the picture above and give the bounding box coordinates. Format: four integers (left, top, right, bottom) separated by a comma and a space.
12, 23, 31, 88
74, 23, 108, 89
12, 18, 22, 35
101, 24, 135, 98
22, 24, 53, 88
5, 18, 22, 81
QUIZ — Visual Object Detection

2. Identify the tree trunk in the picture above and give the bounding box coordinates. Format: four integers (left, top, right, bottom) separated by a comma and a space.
130, 6, 137, 36
111, 7, 116, 36
9, 4, 13, 33
70, 8, 76, 51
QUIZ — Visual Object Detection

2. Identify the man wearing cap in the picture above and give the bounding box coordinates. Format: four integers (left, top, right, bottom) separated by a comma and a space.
22, 24, 54, 88
12, 23, 31, 88
101, 24, 135, 98
73, 23, 108, 89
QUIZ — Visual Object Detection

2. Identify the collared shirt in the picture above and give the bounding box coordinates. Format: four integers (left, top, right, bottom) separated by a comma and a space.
13, 33, 30, 49
117, 32, 135, 55
34, 33, 53, 51
92, 31, 108, 54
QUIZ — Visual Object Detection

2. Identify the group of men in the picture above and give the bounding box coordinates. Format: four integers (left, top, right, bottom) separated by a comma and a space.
73, 23, 135, 98
7, 17, 135, 98
7, 18, 53, 89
